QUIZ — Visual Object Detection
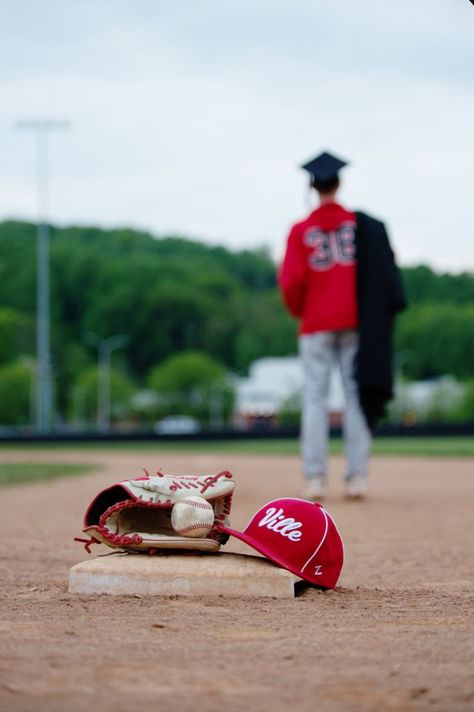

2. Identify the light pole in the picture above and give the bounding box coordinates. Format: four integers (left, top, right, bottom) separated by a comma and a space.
15, 119, 70, 432
85, 334, 128, 432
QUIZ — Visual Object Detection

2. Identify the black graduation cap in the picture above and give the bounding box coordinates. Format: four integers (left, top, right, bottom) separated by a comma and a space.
301, 151, 348, 183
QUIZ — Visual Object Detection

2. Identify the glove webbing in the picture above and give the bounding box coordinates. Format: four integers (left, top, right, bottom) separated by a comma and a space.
141, 469, 233, 495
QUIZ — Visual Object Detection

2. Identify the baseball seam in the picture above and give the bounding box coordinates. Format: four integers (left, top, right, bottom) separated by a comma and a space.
181, 500, 213, 510
175, 522, 213, 535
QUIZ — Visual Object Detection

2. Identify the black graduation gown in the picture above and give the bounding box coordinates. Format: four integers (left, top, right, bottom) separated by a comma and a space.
354, 211, 407, 430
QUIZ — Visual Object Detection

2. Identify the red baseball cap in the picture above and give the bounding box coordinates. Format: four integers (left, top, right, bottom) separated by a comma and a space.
216, 498, 344, 589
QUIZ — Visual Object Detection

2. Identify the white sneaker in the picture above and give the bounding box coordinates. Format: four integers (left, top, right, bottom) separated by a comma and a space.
345, 477, 367, 500
303, 477, 327, 502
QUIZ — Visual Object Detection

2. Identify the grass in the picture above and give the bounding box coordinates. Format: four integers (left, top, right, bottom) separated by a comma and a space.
0, 436, 473, 457
0, 437, 472, 487
0, 462, 101, 487
143, 436, 474, 457
370, 437, 474, 457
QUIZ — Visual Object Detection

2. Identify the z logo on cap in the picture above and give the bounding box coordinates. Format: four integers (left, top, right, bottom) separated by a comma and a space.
257, 507, 303, 542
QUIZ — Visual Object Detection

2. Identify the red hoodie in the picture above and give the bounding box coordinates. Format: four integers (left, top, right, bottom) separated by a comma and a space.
279, 202, 358, 334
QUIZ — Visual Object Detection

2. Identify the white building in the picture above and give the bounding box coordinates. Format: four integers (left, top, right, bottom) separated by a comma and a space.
234, 359, 467, 429
392, 375, 465, 422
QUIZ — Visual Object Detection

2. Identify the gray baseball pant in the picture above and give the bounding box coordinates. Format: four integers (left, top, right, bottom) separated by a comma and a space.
299, 330, 371, 482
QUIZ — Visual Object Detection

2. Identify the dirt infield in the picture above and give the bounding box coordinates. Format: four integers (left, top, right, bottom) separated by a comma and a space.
0, 448, 473, 712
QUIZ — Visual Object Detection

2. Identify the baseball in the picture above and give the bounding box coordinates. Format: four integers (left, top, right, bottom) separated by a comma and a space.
171, 496, 215, 538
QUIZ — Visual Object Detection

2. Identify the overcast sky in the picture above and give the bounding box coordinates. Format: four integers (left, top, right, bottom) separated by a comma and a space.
1, 0, 473, 271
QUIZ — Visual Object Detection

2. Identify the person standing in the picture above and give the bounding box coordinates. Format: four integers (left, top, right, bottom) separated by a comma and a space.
279, 151, 406, 501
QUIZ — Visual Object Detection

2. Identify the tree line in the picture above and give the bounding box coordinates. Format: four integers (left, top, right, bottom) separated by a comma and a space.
0, 220, 473, 426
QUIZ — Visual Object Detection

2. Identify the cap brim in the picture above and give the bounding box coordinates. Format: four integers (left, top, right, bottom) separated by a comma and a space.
216, 524, 335, 589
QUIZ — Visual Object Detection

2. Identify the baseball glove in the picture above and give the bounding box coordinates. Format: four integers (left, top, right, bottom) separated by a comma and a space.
75, 469, 234, 554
